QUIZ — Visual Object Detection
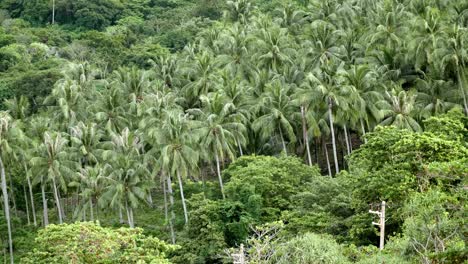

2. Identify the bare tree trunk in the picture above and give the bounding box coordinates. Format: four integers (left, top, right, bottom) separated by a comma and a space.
323, 140, 332, 177
89, 198, 94, 222
176, 170, 188, 224
51, 178, 63, 224
360, 118, 367, 143
125, 200, 134, 228
166, 176, 176, 244
41, 182, 49, 226
52, 0, 55, 24
301, 106, 313, 166
7, 173, 17, 218
457, 69, 468, 115
215, 151, 225, 199
26, 173, 37, 226
24, 185, 30, 225
0, 157, 13, 264
118, 207, 124, 224
236, 137, 244, 156
57, 189, 66, 220
147, 190, 153, 208
328, 100, 339, 174
278, 126, 287, 155
343, 124, 351, 156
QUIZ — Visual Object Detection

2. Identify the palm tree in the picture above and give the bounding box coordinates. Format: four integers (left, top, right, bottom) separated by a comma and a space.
147, 110, 199, 224
306, 63, 356, 174
101, 128, 149, 228
72, 165, 106, 221
31, 132, 77, 224
378, 87, 422, 132
0, 112, 14, 264
252, 80, 296, 155
189, 93, 246, 199
434, 25, 468, 115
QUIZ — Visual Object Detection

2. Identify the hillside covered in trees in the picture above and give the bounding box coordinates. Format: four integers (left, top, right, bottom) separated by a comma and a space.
0, 0, 467, 263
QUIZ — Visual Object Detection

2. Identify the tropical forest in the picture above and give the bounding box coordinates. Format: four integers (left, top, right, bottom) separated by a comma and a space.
0, 0, 466, 263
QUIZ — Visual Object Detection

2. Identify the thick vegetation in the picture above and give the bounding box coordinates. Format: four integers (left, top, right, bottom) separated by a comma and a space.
0, 0, 466, 263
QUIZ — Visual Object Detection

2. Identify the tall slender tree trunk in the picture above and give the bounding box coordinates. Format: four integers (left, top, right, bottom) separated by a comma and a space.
41, 182, 49, 226
51, 178, 63, 224
328, 100, 339, 174
89, 198, 94, 222
360, 118, 367, 143
278, 126, 287, 155
456, 69, 468, 115
147, 191, 153, 208
166, 176, 176, 244
57, 189, 66, 220
301, 106, 312, 166
214, 151, 225, 199
125, 200, 134, 228
176, 170, 188, 224
0, 157, 13, 264
26, 173, 37, 226
8, 173, 17, 218
236, 137, 244, 156
24, 185, 30, 225
348, 126, 353, 152
118, 207, 124, 224
343, 124, 351, 156
323, 140, 332, 177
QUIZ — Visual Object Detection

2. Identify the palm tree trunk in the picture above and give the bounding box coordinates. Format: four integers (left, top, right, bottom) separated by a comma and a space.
118, 207, 124, 224
176, 170, 189, 224
236, 137, 244, 156
52, 0, 55, 24
348, 126, 353, 152
147, 191, 153, 208
41, 182, 49, 226
214, 151, 226, 199
26, 174, 37, 226
301, 106, 312, 166
166, 177, 176, 244
343, 124, 351, 156
125, 200, 133, 228
360, 118, 367, 143
57, 189, 66, 220
8, 173, 17, 218
51, 178, 63, 224
328, 101, 339, 174
323, 140, 332, 177
89, 198, 94, 222
0, 157, 13, 264
278, 126, 287, 155
456, 69, 468, 115
24, 185, 30, 225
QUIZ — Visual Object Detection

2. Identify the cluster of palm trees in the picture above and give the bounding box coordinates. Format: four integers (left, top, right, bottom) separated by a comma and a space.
0, 0, 467, 261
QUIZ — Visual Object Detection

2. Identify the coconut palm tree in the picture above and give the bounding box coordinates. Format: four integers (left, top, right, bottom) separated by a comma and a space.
147, 110, 199, 224
252, 80, 296, 155
378, 87, 422, 132
189, 93, 246, 198
0, 112, 14, 264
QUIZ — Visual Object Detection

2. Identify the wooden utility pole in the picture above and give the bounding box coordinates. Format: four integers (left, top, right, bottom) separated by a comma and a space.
369, 201, 386, 250
232, 244, 245, 264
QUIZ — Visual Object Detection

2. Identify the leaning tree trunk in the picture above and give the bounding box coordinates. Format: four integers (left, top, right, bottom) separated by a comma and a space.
457, 69, 468, 116
236, 137, 244, 156
301, 106, 312, 166
41, 181, 49, 226
0, 157, 13, 264
343, 124, 351, 156
360, 118, 367, 143
24, 185, 30, 225
323, 139, 332, 177
278, 126, 287, 155
166, 176, 176, 244
214, 151, 226, 199
26, 175, 37, 226
176, 170, 189, 224
328, 100, 339, 174
51, 178, 63, 224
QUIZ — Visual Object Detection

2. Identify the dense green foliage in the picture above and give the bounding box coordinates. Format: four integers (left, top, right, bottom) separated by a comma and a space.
0, 0, 466, 263
20, 222, 176, 263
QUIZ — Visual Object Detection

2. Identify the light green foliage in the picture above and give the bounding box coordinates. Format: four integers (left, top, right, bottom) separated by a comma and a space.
269, 233, 350, 264
21, 222, 177, 263
224, 155, 321, 221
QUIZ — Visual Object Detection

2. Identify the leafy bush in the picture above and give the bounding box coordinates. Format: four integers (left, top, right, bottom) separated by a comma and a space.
20, 222, 177, 264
